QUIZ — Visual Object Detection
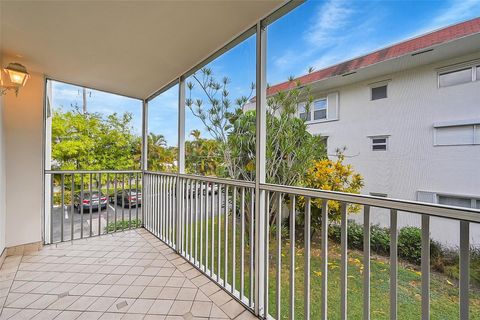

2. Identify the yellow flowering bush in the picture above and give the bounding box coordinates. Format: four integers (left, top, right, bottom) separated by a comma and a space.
301, 149, 364, 233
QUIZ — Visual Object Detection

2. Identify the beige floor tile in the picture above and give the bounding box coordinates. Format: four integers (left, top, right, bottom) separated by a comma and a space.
107, 298, 135, 313
210, 290, 232, 307
121, 314, 145, 320
99, 312, 125, 320
220, 299, 245, 319
149, 276, 168, 287
27, 294, 58, 309
7, 293, 42, 308
69, 284, 95, 296
147, 299, 173, 315
165, 277, 185, 288
30, 309, 61, 320
199, 282, 220, 296
139, 286, 162, 299
175, 288, 197, 301
0, 230, 251, 320
87, 297, 117, 312
8, 308, 41, 320
66, 296, 96, 311
131, 276, 153, 286
190, 301, 212, 317
0, 308, 21, 320
46, 295, 77, 310
158, 287, 180, 300
85, 284, 112, 296
209, 304, 229, 319
167, 300, 192, 316
235, 310, 258, 320
104, 285, 129, 298
116, 275, 138, 286
76, 311, 103, 320
127, 298, 154, 314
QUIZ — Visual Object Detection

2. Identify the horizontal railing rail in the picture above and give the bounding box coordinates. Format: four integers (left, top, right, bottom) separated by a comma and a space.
261, 183, 480, 223
142, 171, 478, 320
44, 170, 143, 244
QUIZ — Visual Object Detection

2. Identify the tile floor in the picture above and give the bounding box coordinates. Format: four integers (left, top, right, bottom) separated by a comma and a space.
0, 229, 256, 320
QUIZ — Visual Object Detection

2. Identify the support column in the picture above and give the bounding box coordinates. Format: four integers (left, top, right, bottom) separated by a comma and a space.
141, 99, 148, 227
254, 21, 267, 316
176, 77, 186, 251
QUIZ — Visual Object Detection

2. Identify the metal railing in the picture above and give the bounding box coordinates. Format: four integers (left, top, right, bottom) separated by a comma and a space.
143, 171, 480, 320
44, 170, 142, 244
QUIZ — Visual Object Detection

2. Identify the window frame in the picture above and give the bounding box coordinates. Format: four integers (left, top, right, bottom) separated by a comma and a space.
437, 60, 480, 88
433, 120, 480, 146
298, 97, 328, 123
370, 135, 389, 151
370, 84, 388, 101
313, 98, 327, 120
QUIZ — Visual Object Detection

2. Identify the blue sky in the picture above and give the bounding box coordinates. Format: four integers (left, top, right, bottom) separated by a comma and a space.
52, 0, 480, 146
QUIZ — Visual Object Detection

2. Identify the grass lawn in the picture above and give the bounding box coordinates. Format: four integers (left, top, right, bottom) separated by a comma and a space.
175, 213, 480, 320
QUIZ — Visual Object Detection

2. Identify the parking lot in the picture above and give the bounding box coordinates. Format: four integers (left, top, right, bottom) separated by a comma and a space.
49, 202, 142, 242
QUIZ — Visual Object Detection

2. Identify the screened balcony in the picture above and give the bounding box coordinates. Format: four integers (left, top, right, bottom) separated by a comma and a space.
2, 1, 480, 320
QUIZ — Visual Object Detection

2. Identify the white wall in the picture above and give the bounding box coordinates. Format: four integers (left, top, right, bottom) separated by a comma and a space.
308, 52, 480, 201
0, 77, 6, 254
307, 52, 480, 246
4, 71, 44, 247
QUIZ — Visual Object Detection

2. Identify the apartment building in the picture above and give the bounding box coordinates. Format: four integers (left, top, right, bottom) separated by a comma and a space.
266, 18, 480, 244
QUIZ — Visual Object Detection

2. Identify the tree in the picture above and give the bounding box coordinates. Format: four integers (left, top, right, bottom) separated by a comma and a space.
185, 130, 222, 176
51, 108, 139, 171
300, 148, 364, 236
186, 68, 327, 225
146, 132, 177, 172
186, 67, 254, 178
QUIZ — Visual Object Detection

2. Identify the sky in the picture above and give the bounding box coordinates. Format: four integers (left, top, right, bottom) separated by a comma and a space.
51, 0, 480, 146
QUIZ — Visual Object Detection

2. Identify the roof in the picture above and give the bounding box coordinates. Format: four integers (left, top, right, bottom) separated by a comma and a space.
267, 17, 480, 96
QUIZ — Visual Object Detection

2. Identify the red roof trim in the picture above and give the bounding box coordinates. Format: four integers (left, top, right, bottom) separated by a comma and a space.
267, 17, 480, 96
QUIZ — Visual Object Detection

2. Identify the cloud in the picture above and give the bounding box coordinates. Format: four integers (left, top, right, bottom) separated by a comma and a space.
412, 0, 480, 36
304, 0, 354, 46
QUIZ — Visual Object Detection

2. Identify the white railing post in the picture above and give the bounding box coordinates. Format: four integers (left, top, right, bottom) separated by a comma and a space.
255, 20, 267, 317
176, 77, 186, 251
141, 99, 148, 227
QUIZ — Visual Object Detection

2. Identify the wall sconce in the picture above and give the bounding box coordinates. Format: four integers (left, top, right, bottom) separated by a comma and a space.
1, 63, 30, 96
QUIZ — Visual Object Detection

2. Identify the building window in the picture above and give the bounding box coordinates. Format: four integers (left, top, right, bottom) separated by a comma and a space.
371, 85, 387, 100
438, 195, 473, 208
313, 99, 327, 120
418, 191, 480, 209
438, 68, 472, 87
370, 192, 388, 197
298, 98, 329, 122
434, 122, 479, 146
438, 62, 480, 88
298, 102, 310, 121
371, 136, 388, 151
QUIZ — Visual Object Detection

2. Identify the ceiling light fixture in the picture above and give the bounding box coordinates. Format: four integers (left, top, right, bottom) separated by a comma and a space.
1, 62, 30, 96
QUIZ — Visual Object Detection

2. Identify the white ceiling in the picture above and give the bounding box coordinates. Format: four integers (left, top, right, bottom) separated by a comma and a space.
1, 0, 284, 99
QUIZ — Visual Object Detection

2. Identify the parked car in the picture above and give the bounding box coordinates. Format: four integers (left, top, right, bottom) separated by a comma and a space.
186, 182, 219, 198
74, 192, 107, 212
110, 189, 142, 208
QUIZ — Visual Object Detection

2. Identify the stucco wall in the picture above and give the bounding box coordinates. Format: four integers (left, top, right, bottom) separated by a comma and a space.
308, 52, 480, 201
307, 52, 480, 245
4, 72, 44, 247
0, 82, 6, 254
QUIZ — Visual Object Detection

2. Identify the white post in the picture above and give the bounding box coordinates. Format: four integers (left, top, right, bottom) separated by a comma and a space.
141, 99, 148, 227
255, 21, 267, 316
176, 77, 186, 251
44, 80, 53, 243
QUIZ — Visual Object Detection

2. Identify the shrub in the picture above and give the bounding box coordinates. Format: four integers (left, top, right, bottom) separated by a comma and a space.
398, 226, 422, 264
370, 224, 390, 256
105, 219, 142, 232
